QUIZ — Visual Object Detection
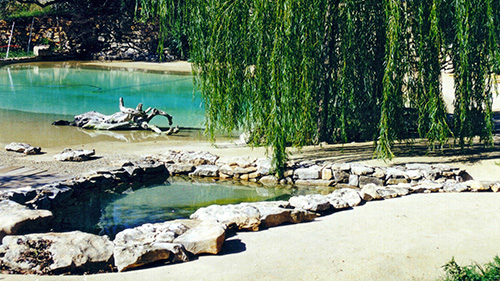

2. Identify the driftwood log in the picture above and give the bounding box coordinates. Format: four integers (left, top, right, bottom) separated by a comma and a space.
53, 98, 179, 135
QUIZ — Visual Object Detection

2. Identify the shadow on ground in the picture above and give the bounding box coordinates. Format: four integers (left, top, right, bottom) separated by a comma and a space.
291, 135, 500, 165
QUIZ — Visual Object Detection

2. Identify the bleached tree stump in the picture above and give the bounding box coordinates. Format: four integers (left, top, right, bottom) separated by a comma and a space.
53, 98, 179, 135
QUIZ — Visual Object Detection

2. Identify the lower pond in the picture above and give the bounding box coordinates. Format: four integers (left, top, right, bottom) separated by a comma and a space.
52, 178, 300, 239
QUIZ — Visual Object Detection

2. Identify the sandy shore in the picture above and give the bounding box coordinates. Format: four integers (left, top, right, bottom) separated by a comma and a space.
2, 61, 500, 280
81, 60, 193, 74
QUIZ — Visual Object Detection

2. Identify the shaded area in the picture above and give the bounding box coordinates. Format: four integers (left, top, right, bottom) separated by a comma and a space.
292, 135, 500, 165
0, 166, 71, 190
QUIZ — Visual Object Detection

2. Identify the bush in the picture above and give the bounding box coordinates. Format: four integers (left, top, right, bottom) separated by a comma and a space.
0, 48, 34, 58
442, 256, 500, 281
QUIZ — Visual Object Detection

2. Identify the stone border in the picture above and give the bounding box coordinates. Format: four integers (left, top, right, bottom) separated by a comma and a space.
1, 150, 499, 275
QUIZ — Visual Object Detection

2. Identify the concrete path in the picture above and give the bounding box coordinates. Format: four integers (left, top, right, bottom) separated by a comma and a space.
3, 192, 500, 281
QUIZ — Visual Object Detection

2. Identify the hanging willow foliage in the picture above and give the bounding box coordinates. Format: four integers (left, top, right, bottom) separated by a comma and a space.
139, 0, 500, 174
452, 0, 495, 148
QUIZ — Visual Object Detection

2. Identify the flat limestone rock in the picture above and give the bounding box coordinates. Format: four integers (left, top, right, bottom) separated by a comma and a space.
5, 142, 41, 155
113, 221, 194, 272
53, 148, 95, 161
0, 200, 53, 240
359, 184, 383, 201
246, 201, 318, 228
326, 188, 363, 209
288, 194, 331, 213
167, 164, 195, 174
190, 204, 261, 231
114, 242, 189, 272
259, 175, 279, 186
442, 182, 469, 193
173, 221, 226, 255
159, 150, 219, 165
255, 158, 272, 175
1, 231, 113, 274
293, 166, 321, 180
350, 164, 374, 176
189, 165, 219, 177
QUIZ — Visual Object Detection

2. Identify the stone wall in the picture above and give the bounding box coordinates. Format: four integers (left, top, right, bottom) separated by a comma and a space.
0, 15, 173, 61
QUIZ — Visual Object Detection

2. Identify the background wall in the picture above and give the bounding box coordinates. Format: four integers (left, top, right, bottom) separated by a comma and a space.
0, 15, 177, 61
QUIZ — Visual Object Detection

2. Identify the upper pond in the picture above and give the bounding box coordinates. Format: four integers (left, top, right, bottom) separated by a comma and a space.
0, 62, 206, 147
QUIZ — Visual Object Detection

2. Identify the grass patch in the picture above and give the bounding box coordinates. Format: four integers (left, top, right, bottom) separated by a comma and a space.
3, 5, 55, 20
441, 256, 500, 281
0, 49, 35, 59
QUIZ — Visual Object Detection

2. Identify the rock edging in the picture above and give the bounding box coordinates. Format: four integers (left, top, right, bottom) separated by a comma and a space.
1, 150, 499, 275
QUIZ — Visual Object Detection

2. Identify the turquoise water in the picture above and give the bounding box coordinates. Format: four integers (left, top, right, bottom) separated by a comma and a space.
53, 179, 296, 238
0, 63, 205, 128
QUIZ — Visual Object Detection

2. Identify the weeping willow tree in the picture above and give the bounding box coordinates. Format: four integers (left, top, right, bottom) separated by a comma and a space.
139, 0, 500, 175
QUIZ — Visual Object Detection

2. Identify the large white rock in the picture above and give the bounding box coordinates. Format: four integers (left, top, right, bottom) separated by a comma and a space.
376, 188, 399, 199
246, 201, 318, 228
0, 200, 53, 240
173, 221, 226, 255
321, 167, 333, 180
359, 184, 382, 201
348, 175, 359, 187
463, 180, 489, 191
255, 158, 273, 175
167, 164, 195, 174
5, 142, 41, 155
219, 164, 235, 176
189, 165, 219, 177
190, 204, 261, 231
326, 188, 363, 209
225, 157, 256, 168
1, 231, 113, 274
406, 169, 423, 180
332, 163, 351, 171
358, 176, 384, 188
114, 241, 189, 272
53, 148, 95, 161
385, 167, 407, 179
294, 179, 334, 187
259, 175, 279, 186
159, 150, 219, 165
293, 166, 321, 180
442, 182, 469, 193
409, 181, 443, 193
113, 221, 194, 272
350, 164, 374, 176
288, 194, 331, 212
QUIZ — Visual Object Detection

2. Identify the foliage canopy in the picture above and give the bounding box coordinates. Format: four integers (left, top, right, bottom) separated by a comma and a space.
142, 0, 500, 173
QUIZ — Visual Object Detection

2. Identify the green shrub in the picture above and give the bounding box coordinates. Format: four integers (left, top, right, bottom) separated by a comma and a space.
442, 256, 500, 281
0, 49, 34, 59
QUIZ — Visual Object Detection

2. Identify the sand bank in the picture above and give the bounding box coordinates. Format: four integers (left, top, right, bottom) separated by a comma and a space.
81, 60, 193, 74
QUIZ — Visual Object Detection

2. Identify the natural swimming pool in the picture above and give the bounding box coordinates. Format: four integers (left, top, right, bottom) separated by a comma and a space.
0, 62, 206, 147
